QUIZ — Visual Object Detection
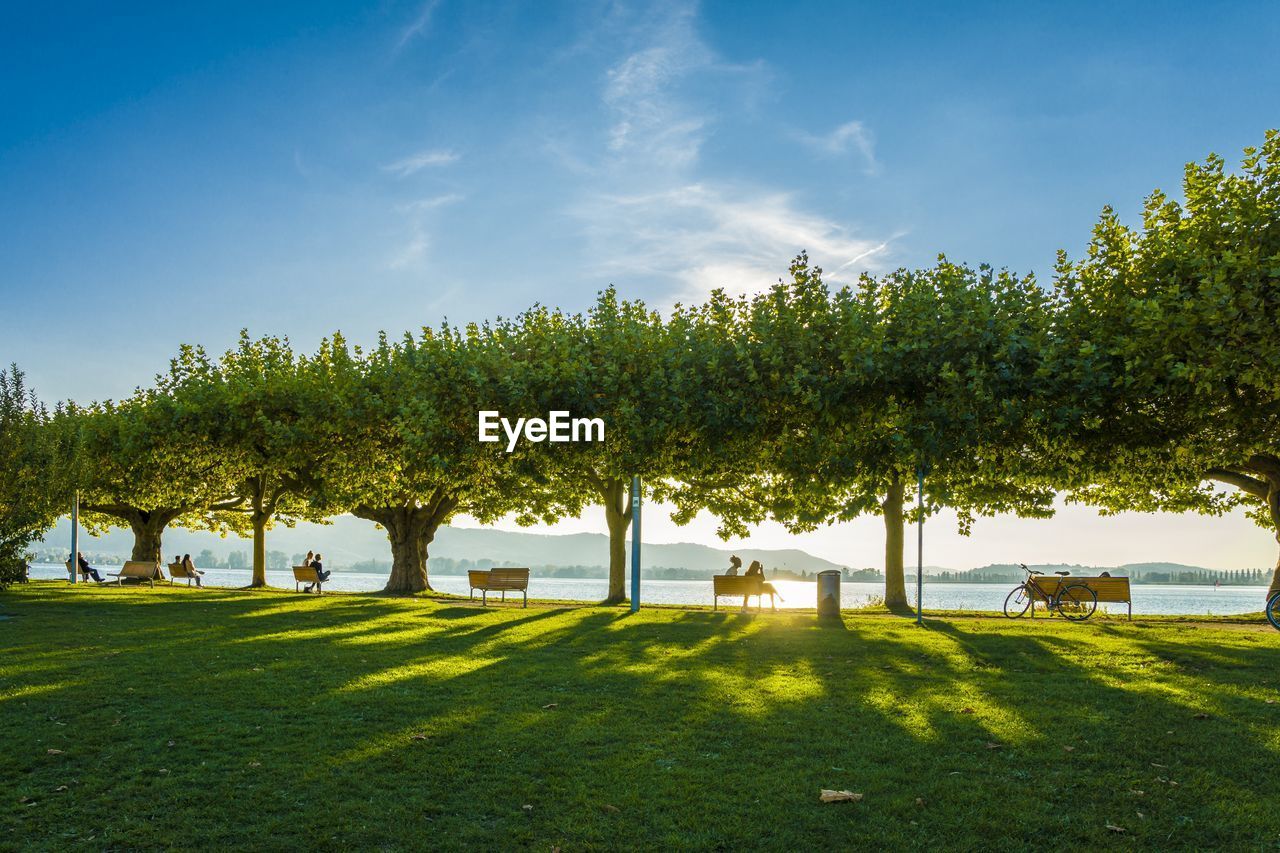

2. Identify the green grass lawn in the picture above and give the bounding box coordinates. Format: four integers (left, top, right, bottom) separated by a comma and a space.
2, 583, 1279, 850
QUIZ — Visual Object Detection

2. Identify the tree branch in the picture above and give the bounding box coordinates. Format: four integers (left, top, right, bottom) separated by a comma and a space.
1205, 467, 1268, 498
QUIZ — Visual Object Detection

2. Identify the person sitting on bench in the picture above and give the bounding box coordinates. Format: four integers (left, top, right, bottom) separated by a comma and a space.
182, 553, 205, 588
744, 560, 783, 607
304, 553, 329, 593
72, 552, 104, 583
725, 555, 741, 576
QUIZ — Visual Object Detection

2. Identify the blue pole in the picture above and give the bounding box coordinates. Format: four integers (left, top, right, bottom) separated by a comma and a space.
69, 490, 79, 585
630, 476, 641, 612
916, 464, 924, 625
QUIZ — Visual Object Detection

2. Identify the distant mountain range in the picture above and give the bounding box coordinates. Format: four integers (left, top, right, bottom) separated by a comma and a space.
36, 518, 1265, 580
37, 516, 848, 575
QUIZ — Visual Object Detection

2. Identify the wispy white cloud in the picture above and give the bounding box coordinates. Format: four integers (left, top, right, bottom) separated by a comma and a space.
393, 0, 440, 55
558, 3, 895, 304
573, 183, 895, 303
388, 229, 430, 270
797, 121, 880, 174
397, 193, 464, 213
387, 196, 463, 271
383, 149, 460, 177
599, 3, 735, 171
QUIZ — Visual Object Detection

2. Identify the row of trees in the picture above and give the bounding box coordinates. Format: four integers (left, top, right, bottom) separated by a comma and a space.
2, 132, 1277, 603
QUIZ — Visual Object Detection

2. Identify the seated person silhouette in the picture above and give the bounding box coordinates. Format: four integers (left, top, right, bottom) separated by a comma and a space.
743, 560, 783, 609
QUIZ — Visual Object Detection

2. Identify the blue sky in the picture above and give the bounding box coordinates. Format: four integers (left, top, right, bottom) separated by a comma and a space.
4, 1, 1279, 568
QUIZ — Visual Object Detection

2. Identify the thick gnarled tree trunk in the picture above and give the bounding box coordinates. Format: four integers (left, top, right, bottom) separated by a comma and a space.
83, 504, 183, 566
355, 490, 457, 595
881, 475, 909, 610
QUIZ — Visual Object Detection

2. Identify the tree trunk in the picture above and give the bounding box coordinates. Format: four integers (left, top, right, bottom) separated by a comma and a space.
355, 496, 455, 595
250, 512, 268, 587
881, 475, 908, 610
81, 504, 180, 565
601, 479, 633, 605
417, 524, 438, 592
127, 511, 173, 564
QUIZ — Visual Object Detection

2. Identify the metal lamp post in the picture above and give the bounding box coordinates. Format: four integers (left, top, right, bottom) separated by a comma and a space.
630, 476, 641, 612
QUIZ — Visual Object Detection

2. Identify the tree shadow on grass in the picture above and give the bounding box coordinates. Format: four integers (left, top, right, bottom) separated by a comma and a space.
5, 589, 1280, 849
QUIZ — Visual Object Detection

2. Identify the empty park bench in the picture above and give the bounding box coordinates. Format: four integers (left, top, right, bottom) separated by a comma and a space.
1030, 575, 1133, 620
712, 574, 774, 611
109, 561, 162, 587
468, 568, 530, 607
293, 565, 324, 594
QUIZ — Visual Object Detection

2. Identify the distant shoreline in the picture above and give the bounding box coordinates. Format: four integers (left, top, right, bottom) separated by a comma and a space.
28, 561, 1270, 587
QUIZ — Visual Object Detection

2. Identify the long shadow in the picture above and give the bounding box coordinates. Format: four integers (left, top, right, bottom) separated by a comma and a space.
5, 586, 1280, 849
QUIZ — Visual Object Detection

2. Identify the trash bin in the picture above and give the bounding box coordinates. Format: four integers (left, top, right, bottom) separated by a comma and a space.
817, 570, 841, 617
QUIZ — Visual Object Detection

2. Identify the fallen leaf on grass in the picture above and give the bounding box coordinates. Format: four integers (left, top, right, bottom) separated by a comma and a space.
18, 797, 30, 803
960, 707, 975, 714
542, 703, 558, 710
915, 798, 926, 808
409, 734, 429, 741
984, 742, 1003, 750
248, 761, 261, 768
1192, 712, 1209, 719
54, 786, 67, 792
1062, 745, 1075, 752
1106, 824, 1126, 834
819, 790, 863, 803
522, 804, 533, 813
46, 749, 63, 755
158, 769, 169, 774
600, 804, 620, 814
1266, 699, 1276, 705
1130, 790, 1145, 797
1150, 763, 1166, 768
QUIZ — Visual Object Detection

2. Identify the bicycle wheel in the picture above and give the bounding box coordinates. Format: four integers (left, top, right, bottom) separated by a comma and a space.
1057, 584, 1098, 621
1267, 591, 1280, 631
1003, 585, 1031, 618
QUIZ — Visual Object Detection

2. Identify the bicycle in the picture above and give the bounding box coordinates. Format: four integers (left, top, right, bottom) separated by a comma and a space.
1003, 564, 1098, 621
1268, 589, 1280, 631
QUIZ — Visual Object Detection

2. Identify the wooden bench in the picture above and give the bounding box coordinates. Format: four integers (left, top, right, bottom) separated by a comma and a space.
1030, 575, 1132, 619
468, 568, 530, 607
168, 561, 202, 586
293, 565, 323, 594
712, 574, 774, 611
109, 561, 161, 587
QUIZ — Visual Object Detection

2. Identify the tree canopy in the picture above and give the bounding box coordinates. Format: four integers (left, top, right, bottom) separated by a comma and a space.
7, 132, 1276, 601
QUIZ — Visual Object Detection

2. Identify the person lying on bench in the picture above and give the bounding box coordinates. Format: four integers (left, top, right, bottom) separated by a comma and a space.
72, 552, 104, 583
744, 560, 783, 607
182, 553, 205, 588
304, 554, 329, 593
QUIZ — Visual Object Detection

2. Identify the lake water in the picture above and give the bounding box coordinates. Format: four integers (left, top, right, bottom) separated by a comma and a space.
25, 564, 1271, 616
